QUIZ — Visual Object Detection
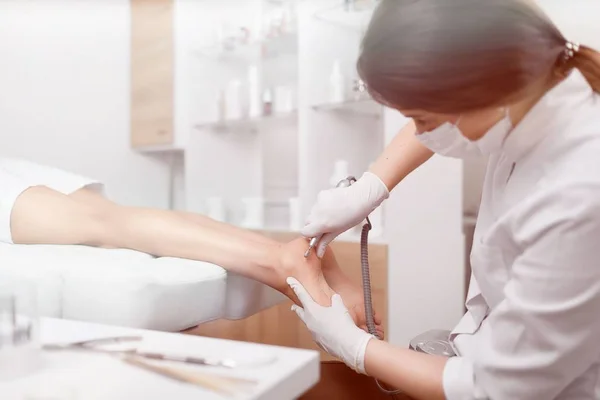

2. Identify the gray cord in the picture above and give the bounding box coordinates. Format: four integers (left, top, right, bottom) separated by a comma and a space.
360, 210, 403, 396
340, 176, 403, 397
360, 220, 378, 337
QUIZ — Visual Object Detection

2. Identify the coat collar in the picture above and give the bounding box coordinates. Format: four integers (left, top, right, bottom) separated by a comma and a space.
502, 70, 595, 163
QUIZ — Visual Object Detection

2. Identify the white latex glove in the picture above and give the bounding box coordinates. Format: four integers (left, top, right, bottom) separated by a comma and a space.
287, 277, 375, 375
301, 172, 389, 258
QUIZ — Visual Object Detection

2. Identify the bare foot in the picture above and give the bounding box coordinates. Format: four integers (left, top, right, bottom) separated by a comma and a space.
275, 238, 384, 338
276, 237, 336, 307
322, 249, 384, 338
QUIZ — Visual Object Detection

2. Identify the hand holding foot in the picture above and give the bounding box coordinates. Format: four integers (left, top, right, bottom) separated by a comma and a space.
276, 238, 384, 338
287, 277, 375, 375
321, 248, 384, 338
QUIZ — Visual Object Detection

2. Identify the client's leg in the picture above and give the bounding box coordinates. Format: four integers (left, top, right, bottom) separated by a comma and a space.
68, 189, 276, 247
10, 186, 332, 306
67, 188, 383, 332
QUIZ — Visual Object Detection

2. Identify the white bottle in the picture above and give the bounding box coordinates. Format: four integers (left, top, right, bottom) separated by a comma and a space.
225, 79, 242, 120
329, 59, 345, 104
275, 85, 294, 113
329, 160, 349, 187
205, 197, 227, 222
215, 88, 226, 123
204, 88, 219, 124
288, 197, 302, 231
240, 197, 264, 229
247, 65, 261, 118
262, 88, 273, 116
214, 23, 225, 50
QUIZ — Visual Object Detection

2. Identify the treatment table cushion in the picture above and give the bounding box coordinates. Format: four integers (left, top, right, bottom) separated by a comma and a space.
0, 244, 285, 331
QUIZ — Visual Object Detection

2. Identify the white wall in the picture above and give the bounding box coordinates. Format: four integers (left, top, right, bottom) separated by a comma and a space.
384, 111, 465, 346
0, 0, 171, 208
538, 0, 600, 49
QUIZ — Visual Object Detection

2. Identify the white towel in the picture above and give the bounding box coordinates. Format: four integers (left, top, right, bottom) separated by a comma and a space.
0, 158, 105, 244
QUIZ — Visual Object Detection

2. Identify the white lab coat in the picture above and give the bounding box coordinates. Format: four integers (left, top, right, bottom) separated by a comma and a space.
443, 70, 600, 400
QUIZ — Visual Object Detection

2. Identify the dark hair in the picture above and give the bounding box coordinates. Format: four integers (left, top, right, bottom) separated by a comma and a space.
357, 0, 600, 114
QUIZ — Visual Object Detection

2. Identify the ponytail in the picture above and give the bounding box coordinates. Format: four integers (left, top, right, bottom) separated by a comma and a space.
573, 46, 600, 94
562, 45, 600, 94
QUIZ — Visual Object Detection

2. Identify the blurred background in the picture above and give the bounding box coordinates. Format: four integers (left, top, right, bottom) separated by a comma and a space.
0, 0, 598, 347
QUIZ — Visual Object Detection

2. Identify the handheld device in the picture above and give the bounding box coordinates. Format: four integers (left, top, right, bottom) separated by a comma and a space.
305, 177, 400, 395
304, 177, 356, 258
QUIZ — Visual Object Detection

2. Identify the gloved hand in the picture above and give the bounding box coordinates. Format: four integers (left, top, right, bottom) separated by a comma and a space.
301, 172, 389, 258
287, 277, 375, 375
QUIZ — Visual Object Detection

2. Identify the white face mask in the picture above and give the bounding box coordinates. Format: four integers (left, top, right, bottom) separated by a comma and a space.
415, 109, 513, 158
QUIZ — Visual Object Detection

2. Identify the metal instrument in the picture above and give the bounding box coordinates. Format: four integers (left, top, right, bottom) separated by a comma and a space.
304, 177, 356, 258
303, 237, 319, 258
43, 336, 239, 368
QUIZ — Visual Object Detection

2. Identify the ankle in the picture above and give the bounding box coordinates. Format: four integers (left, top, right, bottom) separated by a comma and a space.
321, 248, 345, 283
273, 238, 336, 306
276, 238, 322, 275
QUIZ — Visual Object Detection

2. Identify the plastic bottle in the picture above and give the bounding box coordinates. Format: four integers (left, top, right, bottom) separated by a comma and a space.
262, 88, 273, 116
329, 59, 345, 104
248, 65, 261, 118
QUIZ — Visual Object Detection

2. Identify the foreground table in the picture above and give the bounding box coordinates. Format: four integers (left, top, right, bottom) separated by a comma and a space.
0, 318, 320, 400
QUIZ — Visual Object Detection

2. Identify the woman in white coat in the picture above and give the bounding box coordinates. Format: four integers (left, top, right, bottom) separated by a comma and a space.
288, 0, 600, 399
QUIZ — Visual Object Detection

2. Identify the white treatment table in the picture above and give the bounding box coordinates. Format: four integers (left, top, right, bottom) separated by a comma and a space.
0, 317, 320, 400
0, 244, 286, 331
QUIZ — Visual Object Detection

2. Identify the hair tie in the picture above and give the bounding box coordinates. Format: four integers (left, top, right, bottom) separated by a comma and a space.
564, 41, 580, 62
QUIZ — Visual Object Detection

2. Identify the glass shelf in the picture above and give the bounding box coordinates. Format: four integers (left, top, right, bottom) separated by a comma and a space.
193, 33, 298, 63
312, 98, 381, 118
313, 0, 380, 31
264, 0, 300, 6
194, 110, 298, 133
133, 144, 186, 154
